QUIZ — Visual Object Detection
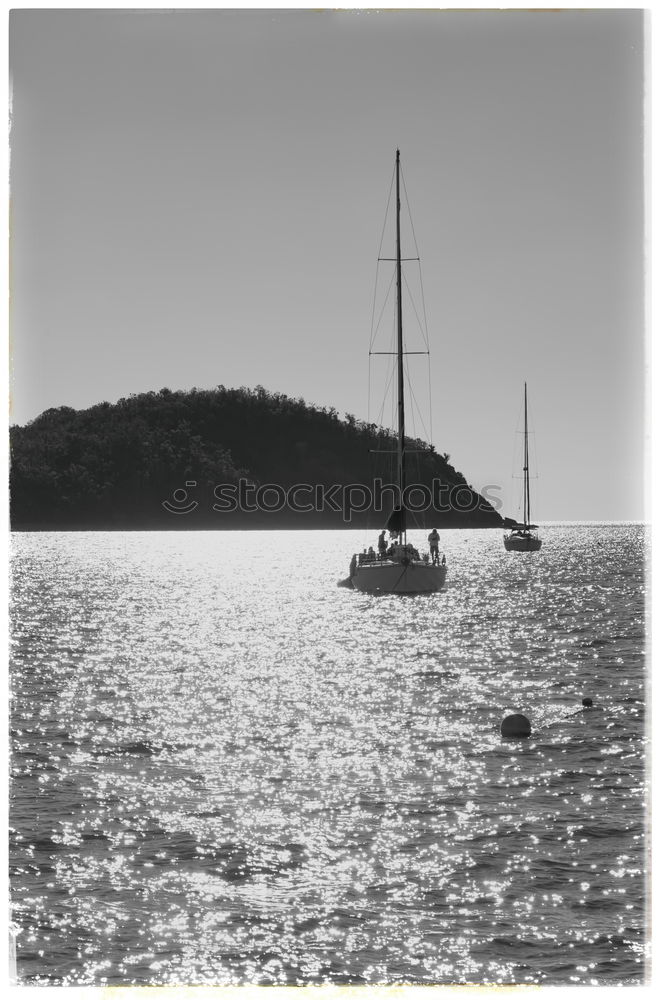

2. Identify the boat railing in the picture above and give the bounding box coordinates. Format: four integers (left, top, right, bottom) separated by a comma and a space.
357, 550, 432, 567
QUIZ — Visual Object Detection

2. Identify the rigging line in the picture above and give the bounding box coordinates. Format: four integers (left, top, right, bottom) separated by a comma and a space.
369, 159, 398, 355
412, 404, 426, 534
401, 270, 428, 347
427, 340, 434, 447
369, 268, 393, 353
378, 300, 397, 427
375, 161, 396, 267
372, 360, 392, 464
366, 340, 372, 428
402, 265, 430, 357
368, 258, 382, 356
392, 290, 397, 424
405, 356, 424, 528
391, 565, 410, 592
525, 392, 539, 482
368, 178, 393, 356
416, 262, 432, 352
415, 261, 434, 444
404, 355, 431, 446
373, 346, 391, 422
369, 266, 397, 353
374, 355, 397, 433
400, 160, 422, 262
403, 372, 431, 532
510, 408, 524, 518
398, 164, 431, 362
399, 160, 434, 445
404, 352, 417, 443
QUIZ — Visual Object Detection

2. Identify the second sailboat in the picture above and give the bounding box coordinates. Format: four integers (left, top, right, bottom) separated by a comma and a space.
504, 382, 542, 552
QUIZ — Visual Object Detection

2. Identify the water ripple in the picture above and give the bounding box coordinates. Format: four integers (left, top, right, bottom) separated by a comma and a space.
10, 525, 646, 985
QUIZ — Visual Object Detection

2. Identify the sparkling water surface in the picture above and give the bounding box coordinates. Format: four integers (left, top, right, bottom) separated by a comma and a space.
10, 525, 647, 985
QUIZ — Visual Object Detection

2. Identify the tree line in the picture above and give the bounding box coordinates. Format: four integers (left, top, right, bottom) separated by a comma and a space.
10, 385, 503, 529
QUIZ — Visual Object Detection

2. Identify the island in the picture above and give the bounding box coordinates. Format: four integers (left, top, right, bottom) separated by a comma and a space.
10, 385, 505, 530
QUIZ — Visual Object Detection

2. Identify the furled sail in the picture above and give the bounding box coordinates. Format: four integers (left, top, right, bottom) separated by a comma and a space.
386, 506, 406, 535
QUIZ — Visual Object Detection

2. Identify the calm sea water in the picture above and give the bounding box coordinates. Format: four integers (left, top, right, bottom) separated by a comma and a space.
10, 525, 647, 986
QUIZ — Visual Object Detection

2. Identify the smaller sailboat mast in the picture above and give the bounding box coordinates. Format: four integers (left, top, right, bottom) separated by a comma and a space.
504, 381, 541, 551
523, 381, 530, 528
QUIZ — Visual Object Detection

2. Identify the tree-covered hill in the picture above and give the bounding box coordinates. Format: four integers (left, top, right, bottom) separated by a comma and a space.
10, 385, 503, 529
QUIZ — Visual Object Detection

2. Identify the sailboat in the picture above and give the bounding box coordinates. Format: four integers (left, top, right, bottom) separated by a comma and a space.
503, 382, 542, 552
346, 150, 447, 594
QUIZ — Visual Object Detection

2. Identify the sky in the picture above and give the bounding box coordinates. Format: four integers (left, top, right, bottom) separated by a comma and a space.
8, 7, 646, 521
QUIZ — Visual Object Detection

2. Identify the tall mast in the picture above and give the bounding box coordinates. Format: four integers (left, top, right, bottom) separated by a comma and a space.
395, 148, 406, 541
523, 381, 531, 527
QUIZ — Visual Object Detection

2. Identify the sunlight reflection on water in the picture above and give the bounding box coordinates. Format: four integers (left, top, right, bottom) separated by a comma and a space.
10, 525, 646, 985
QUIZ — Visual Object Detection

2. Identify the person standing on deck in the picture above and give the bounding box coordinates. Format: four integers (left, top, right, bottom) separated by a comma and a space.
428, 528, 441, 564
378, 530, 388, 560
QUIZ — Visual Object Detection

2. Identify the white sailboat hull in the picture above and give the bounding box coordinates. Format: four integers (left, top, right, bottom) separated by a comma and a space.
504, 533, 542, 552
351, 560, 446, 594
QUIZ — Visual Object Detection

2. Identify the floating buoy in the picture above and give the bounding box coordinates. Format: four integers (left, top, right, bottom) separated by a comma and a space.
582, 697, 593, 708
501, 713, 531, 738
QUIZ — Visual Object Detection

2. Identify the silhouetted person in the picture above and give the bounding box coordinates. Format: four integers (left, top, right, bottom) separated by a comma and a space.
428, 528, 440, 564
378, 530, 388, 560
